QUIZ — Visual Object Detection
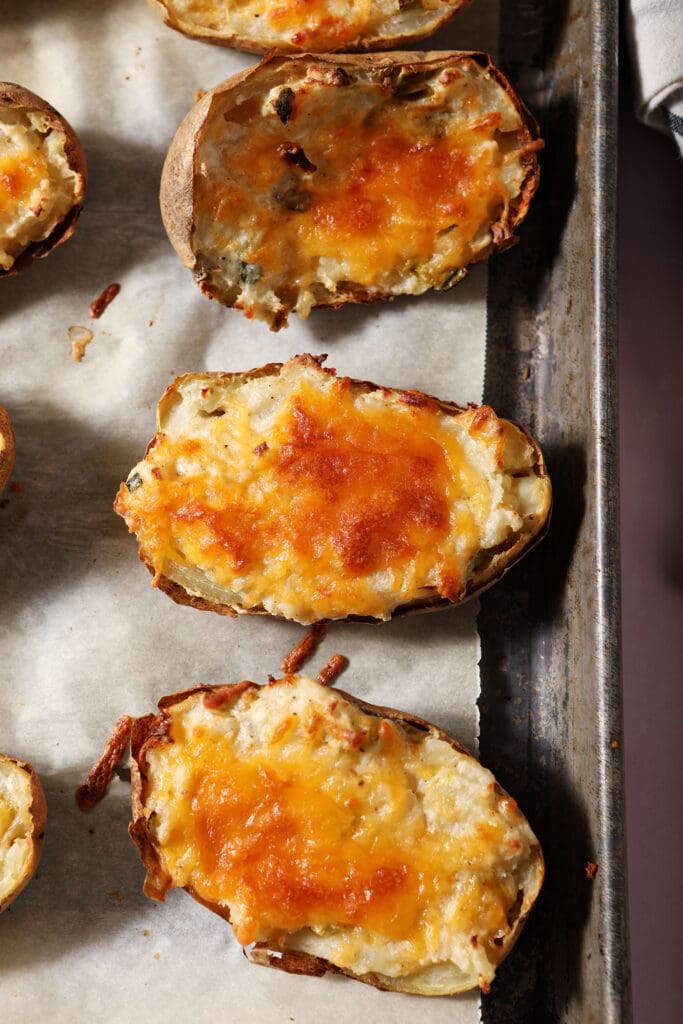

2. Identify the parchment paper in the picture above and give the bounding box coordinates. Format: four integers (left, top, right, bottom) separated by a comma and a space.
0, 1, 500, 1019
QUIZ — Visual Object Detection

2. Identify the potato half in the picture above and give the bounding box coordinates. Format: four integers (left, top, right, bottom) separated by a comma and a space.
114, 354, 552, 625
0, 83, 87, 276
160, 52, 541, 329
146, 0, 472, 54
127, 675, 543, 995
0, 404, 15, 493
0, 754, 46, 913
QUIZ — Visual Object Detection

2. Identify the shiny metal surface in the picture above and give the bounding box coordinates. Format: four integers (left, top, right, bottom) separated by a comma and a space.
479, 1, 628, 1020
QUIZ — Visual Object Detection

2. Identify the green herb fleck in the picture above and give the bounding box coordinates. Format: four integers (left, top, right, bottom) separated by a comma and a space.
439, 268, 468, 291
239, 261, 262, 284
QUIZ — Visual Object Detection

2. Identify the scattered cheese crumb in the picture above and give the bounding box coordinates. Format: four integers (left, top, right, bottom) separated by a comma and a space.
69, 325, 94, 362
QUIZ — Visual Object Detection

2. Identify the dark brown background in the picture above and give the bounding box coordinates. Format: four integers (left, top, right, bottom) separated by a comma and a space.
619, 53, 683, 1024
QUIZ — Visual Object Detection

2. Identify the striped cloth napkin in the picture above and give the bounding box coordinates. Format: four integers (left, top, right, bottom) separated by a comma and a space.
626, 0, 683, 155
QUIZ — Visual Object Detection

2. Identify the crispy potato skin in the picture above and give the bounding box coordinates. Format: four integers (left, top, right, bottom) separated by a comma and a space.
131, 355, 551, 624
159, 52, 541, 326
0, 404, 15, 493
0, 82, 87, 277
129, 680, 544, 995
146, 0, 473, 54
0, 753, 47, 913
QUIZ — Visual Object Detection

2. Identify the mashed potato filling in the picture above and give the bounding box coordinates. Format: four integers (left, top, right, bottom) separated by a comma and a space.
142, 678, 541, 988
192, 58, 531, 326
161, 0, 461, 51
0, 761, 33, 907
115, 357, 549, 623
0, 110, 79, 272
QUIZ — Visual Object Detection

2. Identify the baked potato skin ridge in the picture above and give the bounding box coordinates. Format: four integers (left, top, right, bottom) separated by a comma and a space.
159, 52, 541, 330
115, 355, 552, 625
0, 404, 15, 493
0, 754, 47, 913
146, 0, 473, 54
128, 677, 544, 995
0, 83, 87, 277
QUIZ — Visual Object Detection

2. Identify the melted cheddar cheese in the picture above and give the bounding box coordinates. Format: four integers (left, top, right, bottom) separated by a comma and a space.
159, 0, 463, 51
0, 150, 49, 216
115, 358, 548, 623
0, 111, 79, 272
143, 677, 541, 988
192, 59, 531, 326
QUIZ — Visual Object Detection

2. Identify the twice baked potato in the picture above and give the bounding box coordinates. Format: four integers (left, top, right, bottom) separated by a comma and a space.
0, 404, 15, 493
0, 754, 46, 913
114, 355, 552, 624
160, 52, 541, 329
123, 674, 543, 995
146, 0, 471, 54
0, 83, 87, 276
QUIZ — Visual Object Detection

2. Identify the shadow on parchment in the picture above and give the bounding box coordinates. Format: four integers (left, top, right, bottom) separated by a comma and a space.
0, 403, 140, 617
0, 131, 169, 327
0, 775, 151, 970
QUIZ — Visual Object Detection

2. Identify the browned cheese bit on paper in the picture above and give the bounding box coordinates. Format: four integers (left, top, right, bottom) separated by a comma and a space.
75, 715, 134, 810
316, 654, 347, 687
281, 623, 328, 674
89, 282, 121, 319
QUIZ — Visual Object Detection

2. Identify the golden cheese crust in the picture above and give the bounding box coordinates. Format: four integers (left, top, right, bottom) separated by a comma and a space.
0, 404, 15, 493
129, 675, 544, 995
114, 355, 552, 625
0, 754, 46, 913
0, 83, 87, 276
147, 0, 472, 54
160, 52, 541, 329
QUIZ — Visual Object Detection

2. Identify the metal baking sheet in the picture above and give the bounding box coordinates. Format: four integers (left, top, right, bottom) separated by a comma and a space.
0, 0, 628, 1021
479, 1, 629, 1021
